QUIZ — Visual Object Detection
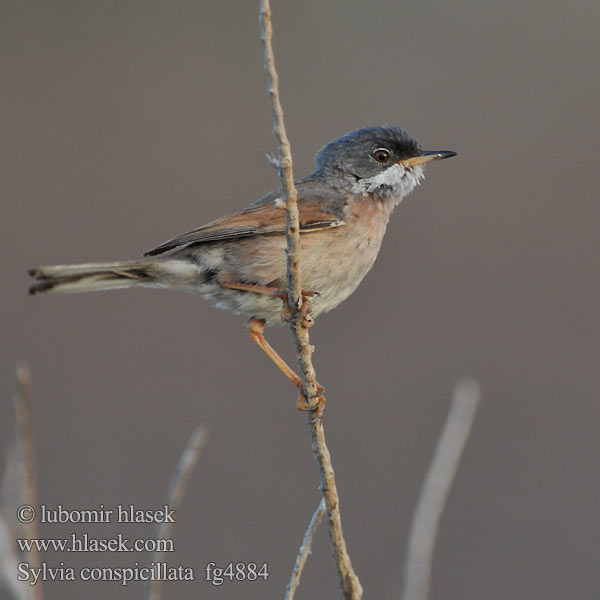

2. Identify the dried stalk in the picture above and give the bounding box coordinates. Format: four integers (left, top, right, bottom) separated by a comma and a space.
147, 425, 208, 600
402, 379, 481, 600
0, 518, 28, 600
285, 498, 326, 600
14, 365, 43, 600
259, 2, 363, 598
258, 0, 319, 406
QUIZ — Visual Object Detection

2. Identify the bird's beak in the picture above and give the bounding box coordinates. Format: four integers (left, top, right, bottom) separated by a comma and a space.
400, 150, 457, 168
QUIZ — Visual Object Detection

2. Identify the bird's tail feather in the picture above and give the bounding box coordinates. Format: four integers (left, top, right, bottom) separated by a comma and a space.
28, 260, 197, 295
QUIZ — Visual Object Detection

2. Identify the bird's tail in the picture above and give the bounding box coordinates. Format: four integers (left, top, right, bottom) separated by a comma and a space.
28, 259, 197, 295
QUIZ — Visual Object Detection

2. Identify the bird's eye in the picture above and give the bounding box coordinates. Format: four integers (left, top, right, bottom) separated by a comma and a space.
371, 148, 391, 163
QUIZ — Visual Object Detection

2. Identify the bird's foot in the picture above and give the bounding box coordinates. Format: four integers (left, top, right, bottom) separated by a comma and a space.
280, 290, 318, 324
297, 387, 326, 419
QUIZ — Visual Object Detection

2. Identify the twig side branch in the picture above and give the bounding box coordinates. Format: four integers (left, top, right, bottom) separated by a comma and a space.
258, 3, 363, 598
285, 498, 326, 600
147, 425, 208, 600
401, 378, 481, 600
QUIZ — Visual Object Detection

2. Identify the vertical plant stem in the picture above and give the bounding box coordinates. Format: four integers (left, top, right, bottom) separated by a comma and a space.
15, 364, 43, 600
402, 379, 480, 600
148, 425, 207, 600
259, 2, 363, 598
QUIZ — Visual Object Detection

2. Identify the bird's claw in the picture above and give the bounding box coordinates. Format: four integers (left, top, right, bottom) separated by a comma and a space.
280, 290, 317, 324
297, 390, 326, 419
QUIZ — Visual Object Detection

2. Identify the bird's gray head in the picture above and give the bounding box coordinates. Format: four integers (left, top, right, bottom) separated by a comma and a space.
314, 126, 456, 205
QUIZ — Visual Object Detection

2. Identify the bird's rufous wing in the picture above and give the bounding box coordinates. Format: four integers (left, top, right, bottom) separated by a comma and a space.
144, 194, 345, 256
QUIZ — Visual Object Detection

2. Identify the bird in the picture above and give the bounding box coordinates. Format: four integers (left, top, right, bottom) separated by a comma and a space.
29, 125, 456, 407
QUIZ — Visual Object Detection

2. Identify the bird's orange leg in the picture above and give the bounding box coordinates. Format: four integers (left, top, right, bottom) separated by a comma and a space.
247, 317, 325, 413
247, 317, 302, 387
221, 280, 318, 300
221, 281, 317, 321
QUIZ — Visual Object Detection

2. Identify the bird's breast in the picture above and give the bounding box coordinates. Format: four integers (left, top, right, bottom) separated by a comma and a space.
299, 195, 391, 317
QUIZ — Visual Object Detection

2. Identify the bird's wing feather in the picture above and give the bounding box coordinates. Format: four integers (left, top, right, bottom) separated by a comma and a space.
144, 188, 345, 256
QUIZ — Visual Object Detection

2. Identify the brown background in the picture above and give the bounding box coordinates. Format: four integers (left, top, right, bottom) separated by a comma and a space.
2, 1, 599, 599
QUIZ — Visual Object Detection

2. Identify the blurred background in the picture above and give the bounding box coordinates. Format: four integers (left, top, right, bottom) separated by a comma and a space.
2, 1, 599, 598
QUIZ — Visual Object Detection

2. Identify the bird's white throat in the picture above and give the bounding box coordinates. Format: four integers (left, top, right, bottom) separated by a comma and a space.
351, 163, 425, 205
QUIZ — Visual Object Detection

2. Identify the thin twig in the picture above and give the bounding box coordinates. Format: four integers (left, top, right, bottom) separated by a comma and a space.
310, 419, 363, 598
259, 3, 363, 598
14, 365, 43, 600
285, 498, 326, 600
0, 366, 38, 600
0, 518, 28, 600
401, 378, 481, 600
147, 425, 208, 600
258, 0, 319, 406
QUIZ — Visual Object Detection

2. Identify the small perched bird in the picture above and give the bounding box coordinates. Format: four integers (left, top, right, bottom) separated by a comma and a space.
29, 125, 455, 403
